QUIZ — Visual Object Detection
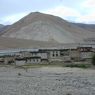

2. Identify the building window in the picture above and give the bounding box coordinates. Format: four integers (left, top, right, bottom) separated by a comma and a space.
60, 53, 64, 56
33, 59, 35, 62
56, 51, 58, 53
56, 53, 58, 56
52, 54, 55, 57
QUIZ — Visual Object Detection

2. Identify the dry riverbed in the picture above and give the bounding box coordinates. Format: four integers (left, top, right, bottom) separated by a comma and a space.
0, 66, 95, 95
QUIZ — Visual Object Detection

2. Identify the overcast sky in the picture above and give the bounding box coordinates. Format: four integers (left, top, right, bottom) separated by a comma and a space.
0, 0, 95, 25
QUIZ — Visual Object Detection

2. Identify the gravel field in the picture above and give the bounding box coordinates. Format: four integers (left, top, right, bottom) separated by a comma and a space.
0, 66, 95, 95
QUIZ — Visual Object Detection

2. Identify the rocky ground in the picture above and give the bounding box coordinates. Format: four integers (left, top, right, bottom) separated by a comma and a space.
0, 66, 95, 95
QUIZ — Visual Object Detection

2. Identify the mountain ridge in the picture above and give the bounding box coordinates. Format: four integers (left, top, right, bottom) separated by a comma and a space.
71, 23, 95, 32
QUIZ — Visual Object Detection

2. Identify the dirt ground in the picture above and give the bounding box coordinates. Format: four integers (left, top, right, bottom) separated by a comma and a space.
0, 66, 95, 95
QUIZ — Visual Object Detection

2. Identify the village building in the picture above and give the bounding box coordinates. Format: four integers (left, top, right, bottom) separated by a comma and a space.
15, 56, 41, 65
69, 49, 80, 62
77, 47, 93, 62
60, 49, 71, 62
15, 50, 48, 65
0, 44, 95, 65
31, 50, 48, 63
0, 58, 4, 64
43, 49, 61, 62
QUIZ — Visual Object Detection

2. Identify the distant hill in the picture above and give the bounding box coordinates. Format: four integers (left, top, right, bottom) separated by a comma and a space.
72, 23, 95, 32
0, 24, 11, 33
0, 24, 4, 29
0, 25, 10, 34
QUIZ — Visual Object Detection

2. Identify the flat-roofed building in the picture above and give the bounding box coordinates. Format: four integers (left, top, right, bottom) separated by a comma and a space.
77, 47, 93, 61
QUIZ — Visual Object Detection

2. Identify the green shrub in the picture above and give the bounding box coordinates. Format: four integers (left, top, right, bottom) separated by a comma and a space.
92, 54, 95, 65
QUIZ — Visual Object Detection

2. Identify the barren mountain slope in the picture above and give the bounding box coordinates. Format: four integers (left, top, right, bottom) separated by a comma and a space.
1, 12, 95, 43
0, 37, 62, 49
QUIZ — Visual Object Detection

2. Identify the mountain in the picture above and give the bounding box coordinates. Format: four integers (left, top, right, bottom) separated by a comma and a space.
1, 12, 95, 44
72, 23, 95, 32
0, 25, 10, 33
0, 24, 10, 33
0, 24, 4, 30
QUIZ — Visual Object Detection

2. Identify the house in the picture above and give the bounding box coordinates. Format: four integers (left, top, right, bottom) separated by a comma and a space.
69, 49, 80, 61
30, 50, 48, 63
15, 56, 41, 65
60, 49, 71, 62
78, 47, 93, 61
4, 56, 15, 65
18, 51, 32, 58
0, 58, 4, 64
15, 57, 26, 65
0, 44, 95, 65
29, 57, 41, 64
30, 51, 47, 59
43, 49, 61, 62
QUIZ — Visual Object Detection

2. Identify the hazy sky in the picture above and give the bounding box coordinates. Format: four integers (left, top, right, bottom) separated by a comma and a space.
0, 0, 95, 25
